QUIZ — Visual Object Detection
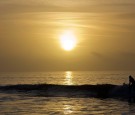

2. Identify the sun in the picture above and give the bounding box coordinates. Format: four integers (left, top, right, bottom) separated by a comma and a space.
60, 30, 77, 51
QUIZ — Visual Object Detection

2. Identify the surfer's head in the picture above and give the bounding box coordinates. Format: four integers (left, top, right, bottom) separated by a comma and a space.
129, 75, 132, 78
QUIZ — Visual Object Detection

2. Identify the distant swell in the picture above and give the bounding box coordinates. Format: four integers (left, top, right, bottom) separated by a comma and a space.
0, 84, 132, 98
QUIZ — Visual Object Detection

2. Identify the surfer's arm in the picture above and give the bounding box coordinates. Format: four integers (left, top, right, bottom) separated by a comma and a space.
129, 82, 132, 86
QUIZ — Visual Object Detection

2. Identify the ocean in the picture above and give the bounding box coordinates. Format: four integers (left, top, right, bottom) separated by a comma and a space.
0, 71, 135, 115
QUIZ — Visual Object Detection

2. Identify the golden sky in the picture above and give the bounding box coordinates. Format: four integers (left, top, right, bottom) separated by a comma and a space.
0, 0, 135, 71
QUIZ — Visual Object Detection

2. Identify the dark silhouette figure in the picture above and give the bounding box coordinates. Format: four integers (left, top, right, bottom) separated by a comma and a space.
129, 75, 135, 88
129, 75, 135, 94
128, 75, 135, 102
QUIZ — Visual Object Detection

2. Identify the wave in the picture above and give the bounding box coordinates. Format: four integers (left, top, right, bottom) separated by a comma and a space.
0, 84, 134, 98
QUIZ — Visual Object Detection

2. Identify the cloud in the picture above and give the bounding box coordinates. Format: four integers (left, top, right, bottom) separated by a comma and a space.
0, 0, 135, 14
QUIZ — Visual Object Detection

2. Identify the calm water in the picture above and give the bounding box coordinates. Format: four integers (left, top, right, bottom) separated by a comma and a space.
0, 71, 135, 115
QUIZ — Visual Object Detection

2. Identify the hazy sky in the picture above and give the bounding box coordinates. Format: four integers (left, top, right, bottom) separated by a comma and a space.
0, 0, 135, 71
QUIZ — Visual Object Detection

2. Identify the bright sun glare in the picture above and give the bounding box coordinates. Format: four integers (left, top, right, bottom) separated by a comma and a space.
60, 30, 77, 51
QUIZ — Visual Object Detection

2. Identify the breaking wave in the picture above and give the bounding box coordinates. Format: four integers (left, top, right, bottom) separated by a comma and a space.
0, 84, 133, 98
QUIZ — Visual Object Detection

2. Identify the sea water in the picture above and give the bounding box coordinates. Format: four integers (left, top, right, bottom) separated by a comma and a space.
0, 71, 135, 115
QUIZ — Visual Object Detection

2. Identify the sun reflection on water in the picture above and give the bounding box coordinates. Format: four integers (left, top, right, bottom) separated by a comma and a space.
64, 71, 73, 85
63, 105, 73, 115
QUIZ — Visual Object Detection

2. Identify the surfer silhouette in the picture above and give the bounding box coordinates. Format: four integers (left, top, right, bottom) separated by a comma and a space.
129, 75, 135, 92
128, 75, 135, 102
